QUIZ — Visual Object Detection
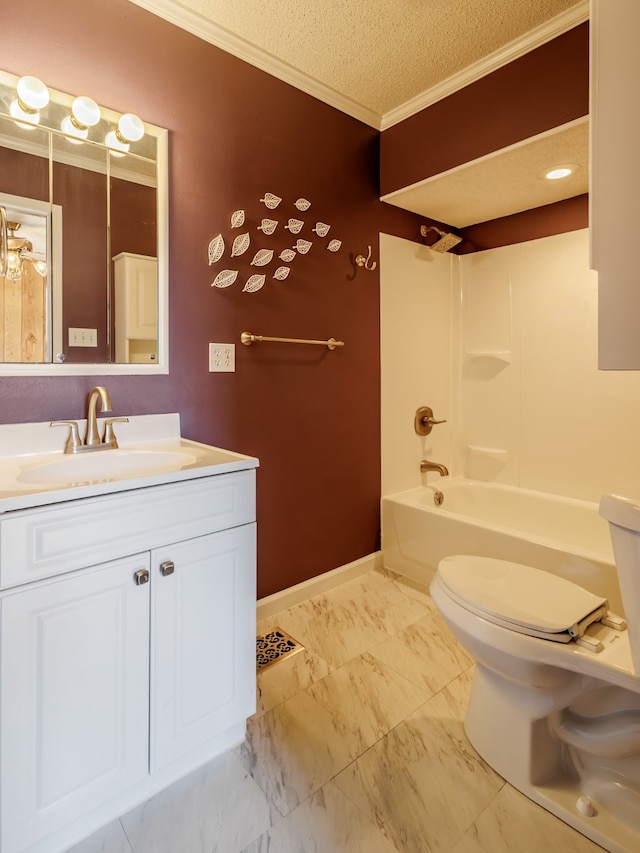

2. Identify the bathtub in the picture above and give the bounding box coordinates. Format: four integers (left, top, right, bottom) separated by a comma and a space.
381, 477, 624, 615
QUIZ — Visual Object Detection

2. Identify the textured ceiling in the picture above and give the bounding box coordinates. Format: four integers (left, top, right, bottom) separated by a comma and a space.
131, 0, 589, 226
141, 0, 586, 121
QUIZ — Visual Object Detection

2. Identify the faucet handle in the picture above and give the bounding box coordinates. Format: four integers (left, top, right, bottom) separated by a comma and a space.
102, 417, 129, 448
50, 420, 82, 454
414, 406, 447, 436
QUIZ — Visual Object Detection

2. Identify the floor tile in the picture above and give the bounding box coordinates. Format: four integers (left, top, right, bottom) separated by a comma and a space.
334, 670, 504, 853
240, 780, 400, 853
254, 646, 331, 718
66, 820, 133, 853
306, 652, 430, 752
236, 688, 361, 816
119, 751, 278, 853
451, 783, 606, 852
368, 609, 474, 696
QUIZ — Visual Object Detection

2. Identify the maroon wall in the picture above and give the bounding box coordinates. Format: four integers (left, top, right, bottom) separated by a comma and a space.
0, 0, 420, 598
380, 23, 589, 197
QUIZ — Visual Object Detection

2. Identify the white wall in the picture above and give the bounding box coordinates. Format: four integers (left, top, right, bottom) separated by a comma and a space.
380, 233, 454, 495
380, 227, 640, 503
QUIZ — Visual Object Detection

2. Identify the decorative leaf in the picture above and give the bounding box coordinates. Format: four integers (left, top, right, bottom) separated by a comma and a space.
327, 239, 342, 252
273, 266, 290, 280
208, 234, 225, 265
211, 269, 238, 288
243, 274, 266, 293
279, 249, 296, 262
295, 198, 311, 211
231, 232, 250, 257
251, 249, 274, 267
258, 218, 278, 235
260, 193, 282, 209
231, 209, 245, 228
285, 218, 304, 234
294, 239, 312, 254
312, 222, 330, 237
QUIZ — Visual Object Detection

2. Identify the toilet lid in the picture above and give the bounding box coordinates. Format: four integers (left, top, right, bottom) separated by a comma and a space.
437, 556, 608, 637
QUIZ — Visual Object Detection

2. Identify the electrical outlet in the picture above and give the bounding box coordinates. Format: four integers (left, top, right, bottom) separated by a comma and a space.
209, 343, 235, 372
68, 327, 98, 347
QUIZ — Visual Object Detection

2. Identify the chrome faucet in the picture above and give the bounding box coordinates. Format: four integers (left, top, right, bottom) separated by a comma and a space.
85, 386, 112, 446
50, 385, 128, 453
420, 460, 449, 476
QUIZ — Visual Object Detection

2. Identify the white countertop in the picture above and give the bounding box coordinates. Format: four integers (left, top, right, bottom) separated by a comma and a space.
0, 414, 259, 514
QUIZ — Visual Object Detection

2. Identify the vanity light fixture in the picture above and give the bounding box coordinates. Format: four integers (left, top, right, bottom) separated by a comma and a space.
105, 113, 144, 156
9, 75, 50, 127
61, 96, 101, 143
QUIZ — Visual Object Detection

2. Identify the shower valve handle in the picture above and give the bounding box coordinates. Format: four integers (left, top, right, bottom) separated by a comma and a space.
415, 406, 447, 436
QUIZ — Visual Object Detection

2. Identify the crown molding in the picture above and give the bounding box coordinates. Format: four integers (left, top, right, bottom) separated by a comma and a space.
126, 0, 381, 128
127, 0, 588, 133
380, 1, 590, 130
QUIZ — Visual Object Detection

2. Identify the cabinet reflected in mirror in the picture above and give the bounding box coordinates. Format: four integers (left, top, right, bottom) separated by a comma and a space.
0, 70, 168, 375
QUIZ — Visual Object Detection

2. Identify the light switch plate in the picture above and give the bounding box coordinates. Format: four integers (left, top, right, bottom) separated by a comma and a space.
68, 328, 97, 347
209, 343, 235, 372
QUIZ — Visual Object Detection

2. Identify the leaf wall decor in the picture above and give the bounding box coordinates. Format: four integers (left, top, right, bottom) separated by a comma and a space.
285, 218, 304, 234
273, 266, 290, 280
211, 269, 238, 288
312, 222, 330, 237
208, 234, 225, 265
231, 232, 251, 257
243, 274, 266, 293
294, 239, 312, 254
295, 198, 311, 211
231, 210, 245, 228
279, 249, 296, 262
258, 218, 278, 235
251, 249, 274, 266
260, 193, 282, 209
327, 239, 342, 252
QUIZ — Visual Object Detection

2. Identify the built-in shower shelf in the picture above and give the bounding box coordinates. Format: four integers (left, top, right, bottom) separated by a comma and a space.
463, 350, 511, 364
466, 445, 509, 461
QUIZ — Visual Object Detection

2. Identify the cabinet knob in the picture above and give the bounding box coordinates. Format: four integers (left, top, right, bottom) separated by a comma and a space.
160, 561, 175, 577
134, 569, 150, 585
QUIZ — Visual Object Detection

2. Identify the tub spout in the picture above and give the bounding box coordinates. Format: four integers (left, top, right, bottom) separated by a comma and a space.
420, 460, 449, 476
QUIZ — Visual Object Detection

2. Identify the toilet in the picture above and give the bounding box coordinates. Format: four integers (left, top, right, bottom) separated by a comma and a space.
429, 491, 640, 853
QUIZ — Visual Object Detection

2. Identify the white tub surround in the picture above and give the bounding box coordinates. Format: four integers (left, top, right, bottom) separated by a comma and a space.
0, 415, 258, 853
382, 476, 622, 614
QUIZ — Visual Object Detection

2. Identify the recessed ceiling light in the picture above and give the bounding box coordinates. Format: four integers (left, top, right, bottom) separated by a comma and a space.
541, 163, 579, 181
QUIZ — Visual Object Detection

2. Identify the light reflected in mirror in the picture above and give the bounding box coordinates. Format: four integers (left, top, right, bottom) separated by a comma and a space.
0, 70, 168, 375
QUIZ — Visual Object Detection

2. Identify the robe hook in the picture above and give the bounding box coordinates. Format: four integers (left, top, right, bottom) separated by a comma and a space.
354, 245, 377, 271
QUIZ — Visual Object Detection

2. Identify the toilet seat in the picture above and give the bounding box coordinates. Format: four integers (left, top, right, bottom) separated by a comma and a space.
437, 556, 614, 645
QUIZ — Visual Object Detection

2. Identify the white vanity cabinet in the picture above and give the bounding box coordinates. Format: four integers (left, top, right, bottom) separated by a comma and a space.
0, 468, 256, 853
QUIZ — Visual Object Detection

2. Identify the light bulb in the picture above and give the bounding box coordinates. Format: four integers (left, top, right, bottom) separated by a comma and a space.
16, 76, 49, 111
9, 98, 40, 127
61, 115, 87, 143
72, 96, 101, 128
34, 260, 48, 277
6, 251, 22, 282
105, 130, 128, 156
117, 113, 144, 143
546, 167, 573, 180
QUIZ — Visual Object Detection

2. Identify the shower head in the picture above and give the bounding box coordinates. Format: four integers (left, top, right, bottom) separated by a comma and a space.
420, 224, 462, 253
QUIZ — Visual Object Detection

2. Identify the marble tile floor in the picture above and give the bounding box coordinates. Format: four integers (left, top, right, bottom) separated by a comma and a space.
69, 569, 605, 853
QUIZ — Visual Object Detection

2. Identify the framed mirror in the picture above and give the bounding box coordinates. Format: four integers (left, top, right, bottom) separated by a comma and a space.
0, 70, 168, 375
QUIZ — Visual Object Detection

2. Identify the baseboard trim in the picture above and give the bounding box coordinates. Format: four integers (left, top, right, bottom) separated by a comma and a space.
256, 552, 383, 621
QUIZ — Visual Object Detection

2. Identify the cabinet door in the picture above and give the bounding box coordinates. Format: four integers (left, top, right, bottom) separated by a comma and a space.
1, 555, 150, 853
593, 0, 640, 368
150, 524, 256, 771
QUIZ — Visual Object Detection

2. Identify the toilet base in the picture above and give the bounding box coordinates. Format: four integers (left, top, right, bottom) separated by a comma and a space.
465, 663, 640, 853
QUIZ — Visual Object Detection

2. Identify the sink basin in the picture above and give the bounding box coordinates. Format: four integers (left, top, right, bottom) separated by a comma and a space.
19, 450, 198, 485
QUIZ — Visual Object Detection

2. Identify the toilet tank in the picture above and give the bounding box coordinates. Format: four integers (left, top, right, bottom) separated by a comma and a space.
600, 492, 640, 673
